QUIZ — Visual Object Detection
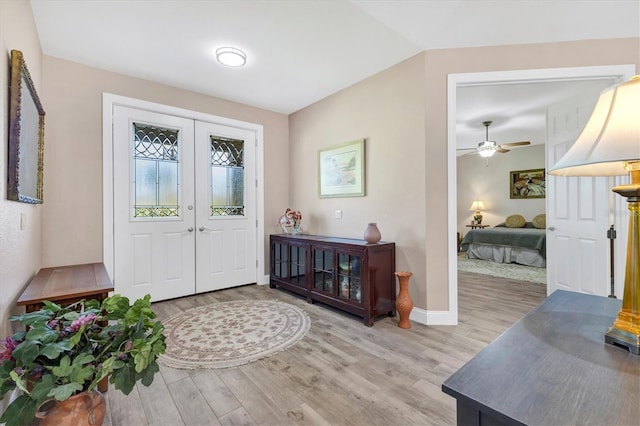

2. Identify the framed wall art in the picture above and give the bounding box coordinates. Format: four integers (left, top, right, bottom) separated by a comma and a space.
510, 168, 546, 199
318, 139, 365, 198
8, 49, 45, 204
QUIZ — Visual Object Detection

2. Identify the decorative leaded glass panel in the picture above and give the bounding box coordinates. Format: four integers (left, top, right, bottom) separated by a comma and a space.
210, 136, 244, 216
133, 123, 180, 218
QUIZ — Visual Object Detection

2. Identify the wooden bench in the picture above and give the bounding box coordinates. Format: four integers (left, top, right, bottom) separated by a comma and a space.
17, 263, 114, 392
17, 263, 113, 313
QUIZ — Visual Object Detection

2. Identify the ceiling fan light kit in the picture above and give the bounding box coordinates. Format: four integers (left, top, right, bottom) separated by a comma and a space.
458, 120, 531, 157
477, 141, 497, 157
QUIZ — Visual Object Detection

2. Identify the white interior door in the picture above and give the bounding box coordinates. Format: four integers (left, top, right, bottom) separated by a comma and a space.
546, 90, 610, 296
113, 106, 196, 301
195, 122, 257, 292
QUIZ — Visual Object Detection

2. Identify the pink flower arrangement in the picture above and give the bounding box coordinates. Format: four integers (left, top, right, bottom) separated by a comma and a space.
0, 337, 18, 362
278, 208, 302, 234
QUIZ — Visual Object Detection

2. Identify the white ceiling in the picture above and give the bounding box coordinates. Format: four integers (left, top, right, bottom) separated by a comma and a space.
30, 0, 639, 145
455, 78, 618, 152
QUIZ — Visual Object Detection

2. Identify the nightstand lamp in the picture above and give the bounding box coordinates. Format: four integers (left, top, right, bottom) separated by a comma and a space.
469, 200, 486, 225
549, 75, 640, 354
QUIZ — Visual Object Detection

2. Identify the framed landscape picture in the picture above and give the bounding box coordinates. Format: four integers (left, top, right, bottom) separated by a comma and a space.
318, 139, 365, 198
510, 168, 546, 199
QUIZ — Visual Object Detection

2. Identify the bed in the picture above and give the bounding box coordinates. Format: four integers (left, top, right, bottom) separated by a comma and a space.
460, 223, 546, 267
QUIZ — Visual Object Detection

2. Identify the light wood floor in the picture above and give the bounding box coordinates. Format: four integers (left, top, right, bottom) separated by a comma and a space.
102, 273, 546, 426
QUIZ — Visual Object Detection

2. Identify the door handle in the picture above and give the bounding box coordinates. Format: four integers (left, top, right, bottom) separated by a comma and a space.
199, 226, 214, 232
187, 227, 194, 232
547, 226, 556, 231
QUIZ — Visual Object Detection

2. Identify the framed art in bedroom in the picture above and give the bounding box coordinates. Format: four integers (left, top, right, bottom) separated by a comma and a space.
318, 139, 365, 198
510, 168, 545, 199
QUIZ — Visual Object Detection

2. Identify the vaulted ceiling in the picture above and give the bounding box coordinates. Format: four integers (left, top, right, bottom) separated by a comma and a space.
30, 0, 639, 147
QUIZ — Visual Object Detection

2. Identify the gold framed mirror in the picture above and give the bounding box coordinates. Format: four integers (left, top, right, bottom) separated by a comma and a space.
8, 49, 45, 204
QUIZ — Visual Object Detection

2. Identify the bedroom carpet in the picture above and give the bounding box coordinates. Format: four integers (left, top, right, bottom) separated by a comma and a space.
458, 253, 547, 285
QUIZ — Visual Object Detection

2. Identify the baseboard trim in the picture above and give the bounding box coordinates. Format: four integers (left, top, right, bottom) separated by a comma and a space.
410, 307, 458, 325
260, 276, 458, 325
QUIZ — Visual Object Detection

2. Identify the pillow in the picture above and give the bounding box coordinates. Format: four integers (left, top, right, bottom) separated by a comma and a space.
532, 214, 546, 229
504, 214, 526, 228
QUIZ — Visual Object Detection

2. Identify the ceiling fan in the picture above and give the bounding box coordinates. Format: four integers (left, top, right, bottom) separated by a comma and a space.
459, 121, 531, 158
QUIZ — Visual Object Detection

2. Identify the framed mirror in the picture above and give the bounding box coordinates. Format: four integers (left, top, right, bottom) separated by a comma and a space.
8, 49, 45, 204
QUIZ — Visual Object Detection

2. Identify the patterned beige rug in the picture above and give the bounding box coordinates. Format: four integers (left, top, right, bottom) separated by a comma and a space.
458, 253, 547, 285
159, 300, 310, 369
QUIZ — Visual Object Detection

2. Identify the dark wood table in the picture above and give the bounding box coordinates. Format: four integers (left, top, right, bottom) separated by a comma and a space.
17, 263, 113, 312
442, 290, 640, 425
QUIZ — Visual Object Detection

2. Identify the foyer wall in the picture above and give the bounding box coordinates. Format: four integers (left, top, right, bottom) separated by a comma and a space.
40, 56, 289, 274
0, 0, 43, 412
289, 53, 428, 309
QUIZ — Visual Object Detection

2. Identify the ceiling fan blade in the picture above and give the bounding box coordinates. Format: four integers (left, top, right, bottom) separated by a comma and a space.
500, 141, 531, 148
497, 147, 510, 153
456, 147, 477, 151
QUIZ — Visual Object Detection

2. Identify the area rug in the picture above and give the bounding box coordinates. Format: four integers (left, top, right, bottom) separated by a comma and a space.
458, 253, 547, 285
159, 300, 310, 369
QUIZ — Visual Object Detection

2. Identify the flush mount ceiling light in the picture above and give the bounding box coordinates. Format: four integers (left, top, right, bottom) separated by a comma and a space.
216, 47, 247, 67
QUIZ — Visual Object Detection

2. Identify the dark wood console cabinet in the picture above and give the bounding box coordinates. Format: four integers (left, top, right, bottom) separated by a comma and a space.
269, 234, 396, 326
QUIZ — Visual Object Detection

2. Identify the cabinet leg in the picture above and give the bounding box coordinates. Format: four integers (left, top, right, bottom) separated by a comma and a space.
364, 315, 374, 327
388, 309, 397, 317
269, 282, 276, 289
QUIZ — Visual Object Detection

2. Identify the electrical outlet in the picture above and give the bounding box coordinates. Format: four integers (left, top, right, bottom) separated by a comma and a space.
335, 209, 342, 219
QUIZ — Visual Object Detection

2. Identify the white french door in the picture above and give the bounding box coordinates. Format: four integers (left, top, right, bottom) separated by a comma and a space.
113, 106, 196, 301
195, 122, 257, 293
113, 106, 257, 301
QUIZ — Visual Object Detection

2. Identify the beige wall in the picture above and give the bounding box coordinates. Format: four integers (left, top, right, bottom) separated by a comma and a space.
289, 54, 428, 308
40, 56, 289, 273
0, 1, 43, 330
0, 0, 43, 412
457, 144, 546, 235
291, 38, 639, 313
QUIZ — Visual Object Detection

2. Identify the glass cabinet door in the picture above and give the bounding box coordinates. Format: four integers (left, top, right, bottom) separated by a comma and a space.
338, 253, 362, 303
272, 242, 287, 278
288, 245, 306, 287
272, 242, 306, 287
313, 248, 334, 294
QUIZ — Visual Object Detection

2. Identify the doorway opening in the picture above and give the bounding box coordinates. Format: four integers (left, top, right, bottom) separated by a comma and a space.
447, 65, 636, 324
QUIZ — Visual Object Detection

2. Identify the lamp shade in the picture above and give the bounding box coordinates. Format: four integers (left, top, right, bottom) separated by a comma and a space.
549, 76, 640, 177
469, 200, 486, 211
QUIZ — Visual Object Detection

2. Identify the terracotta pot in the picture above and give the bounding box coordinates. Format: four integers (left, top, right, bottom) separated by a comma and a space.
35, 390, 106, 426
363, 223, 381, 243
395, 271, 414, 329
